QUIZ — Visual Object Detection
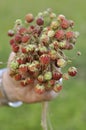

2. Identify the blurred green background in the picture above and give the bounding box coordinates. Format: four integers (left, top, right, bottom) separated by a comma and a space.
0, 0, 86, 130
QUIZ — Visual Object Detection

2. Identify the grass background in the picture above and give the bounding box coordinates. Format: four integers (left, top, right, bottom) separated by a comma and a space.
0, 0, 86, 130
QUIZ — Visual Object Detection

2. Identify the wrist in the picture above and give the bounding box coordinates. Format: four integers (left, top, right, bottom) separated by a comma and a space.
2, 69, 19, 102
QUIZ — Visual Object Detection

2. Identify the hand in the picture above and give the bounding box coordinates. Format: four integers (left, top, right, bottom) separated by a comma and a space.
3, 52, 59, 103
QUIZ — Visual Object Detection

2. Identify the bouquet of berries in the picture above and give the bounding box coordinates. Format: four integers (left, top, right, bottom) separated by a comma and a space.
8, 8, 79, 94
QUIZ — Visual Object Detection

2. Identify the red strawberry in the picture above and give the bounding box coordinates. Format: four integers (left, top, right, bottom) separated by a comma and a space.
26, 77, 34, 84
19, 64, 28, 73
17, 57, 26, 64
53, 71, 62, 80
48, 79, 55, 86
14, 73, 22, 81
8, 29, 14, 37
39, 54, 50, 65
66, 31, 74, 40
20, 80, 27, 87
36, 17, 44, 26
19, 27, 27, 35
55, 30, 65, 41
53, 84, 62, 92
34, 84, 45, 94
25, 13, 34, 23
12, 44, 19, 53
10, 38, 15, 45
22, 34, 30, 43
21, 47, 27, 53
68, 67, 77, 77
61, 19, 69, 29
15, 34, 22, 43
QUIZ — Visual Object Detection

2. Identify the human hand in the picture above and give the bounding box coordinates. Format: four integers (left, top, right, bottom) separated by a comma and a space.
3, 52, 60, 104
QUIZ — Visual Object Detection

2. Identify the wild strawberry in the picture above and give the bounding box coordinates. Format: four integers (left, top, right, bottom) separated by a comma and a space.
25, 13, 34, 23
21, 47, 27, 53
48, 79, 55, 86
51, 21, 59, 29
19, 64, 28, 73
53, 84, 62, 92
59, 41, 66, 49
57, 58, 66, 68
38, 75, 44, 83
69, 20, 74, 27
61, 19, 69, 29
15, 34, 22, 43
26, 77, 34, 84
17, 57, 26, 64
65, 43, 74, 50
12, 44, 19, 53
19, 27, 27, 35
39, 54, 50, 65
10, 38, 15, 45
57, 14, 65, 21
53, 41, 59, 50
22, 34, 30, 43
14, 73, 22, 81
50, 13, 56, 19
44, 71, 52, 81
8, 29, 14, 37
36, 17, 44, 26
55, 30, 65, 41
68, 67, 77, 77
62, 73, 69, 80
10, 61, 19, 70
20, 79, 27, 87
53, 71, 62, 80
34, 84, 45, 94
66, 31, 74, 40
49, 50, 57, 60
47, 30, 55, 37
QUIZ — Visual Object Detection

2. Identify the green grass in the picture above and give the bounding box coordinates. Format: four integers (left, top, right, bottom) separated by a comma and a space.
0, 0, 86, 130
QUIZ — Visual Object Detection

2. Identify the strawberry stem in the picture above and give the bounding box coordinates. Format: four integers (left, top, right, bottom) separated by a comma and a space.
41, 102, 48, 130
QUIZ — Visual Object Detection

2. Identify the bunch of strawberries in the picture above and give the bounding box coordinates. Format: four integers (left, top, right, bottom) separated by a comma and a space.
8, 9, 79, 94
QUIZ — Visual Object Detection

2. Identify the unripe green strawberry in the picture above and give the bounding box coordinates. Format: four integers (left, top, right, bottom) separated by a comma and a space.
47, 30, 55, 37
59, 41, 66, 49
50, 13, 56, 19
38, 75, 44, 83
10, 61, 19, 70
49, 50, 57, 60
44, 71, 52, 81
57, 58, 66, 67
62, 73, 69, 80
35, 84, 45, 94
53, 83, 62, 92
51, 21, 59, 29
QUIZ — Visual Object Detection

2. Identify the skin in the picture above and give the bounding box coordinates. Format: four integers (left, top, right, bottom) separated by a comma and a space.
2, 52, 59, 103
